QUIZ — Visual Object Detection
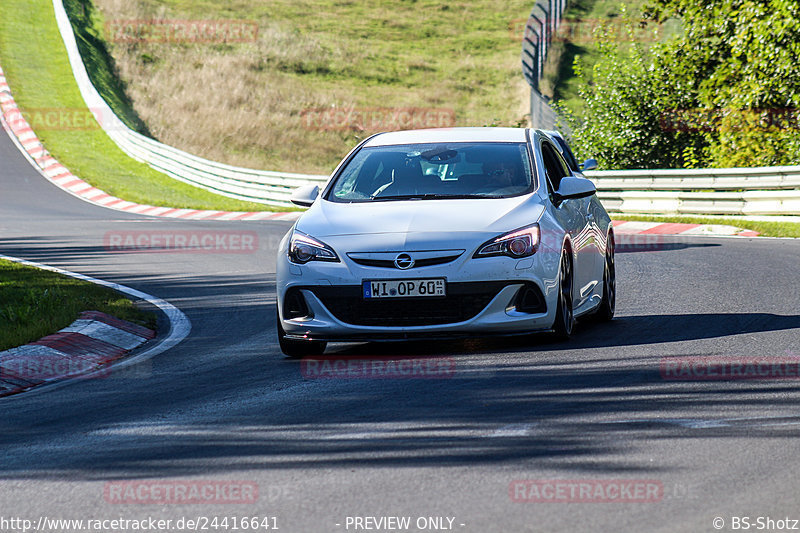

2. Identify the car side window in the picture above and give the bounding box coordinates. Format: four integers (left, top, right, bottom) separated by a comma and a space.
553, 149, 572, 181
541, 141, 570, 192
554, 137, 580, 172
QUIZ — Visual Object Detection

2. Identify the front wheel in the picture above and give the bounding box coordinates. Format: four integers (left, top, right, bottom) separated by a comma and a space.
277, 311, 326, 358
551, 250, 574, 341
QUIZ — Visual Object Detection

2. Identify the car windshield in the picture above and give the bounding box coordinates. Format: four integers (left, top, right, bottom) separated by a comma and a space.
327, 142, 534, 202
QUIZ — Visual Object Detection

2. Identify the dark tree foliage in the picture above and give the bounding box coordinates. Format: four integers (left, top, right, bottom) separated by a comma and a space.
572, 0, 800, 169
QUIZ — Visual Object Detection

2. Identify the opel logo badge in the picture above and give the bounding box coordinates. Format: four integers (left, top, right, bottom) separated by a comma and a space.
394, 253, 415, 270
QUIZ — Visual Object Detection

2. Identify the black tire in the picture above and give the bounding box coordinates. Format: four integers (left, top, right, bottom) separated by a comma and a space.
552, 250, 574, 340
594, 235, 616, 322
277, 312, 326, 358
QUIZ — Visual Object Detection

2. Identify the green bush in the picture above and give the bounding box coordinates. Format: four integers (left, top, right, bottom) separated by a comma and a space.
569, 0, 800, 169
567, 29, 706, 169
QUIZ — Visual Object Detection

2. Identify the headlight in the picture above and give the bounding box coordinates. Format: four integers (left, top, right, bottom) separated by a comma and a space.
288, 230, 339, 264
474, 224, 539, 259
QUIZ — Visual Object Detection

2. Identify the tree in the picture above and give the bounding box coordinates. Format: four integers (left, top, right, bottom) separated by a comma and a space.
648, 0, 800, 167
571, 0, 800, 168
570, 23, 706, 169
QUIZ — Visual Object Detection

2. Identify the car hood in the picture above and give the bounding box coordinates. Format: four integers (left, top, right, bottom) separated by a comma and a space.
295, 196, 544, 250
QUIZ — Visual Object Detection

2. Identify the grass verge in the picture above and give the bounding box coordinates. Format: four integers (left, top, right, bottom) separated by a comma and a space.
0, 258, 156, 352
0, 0, 276, 212
612, 214, 800, 239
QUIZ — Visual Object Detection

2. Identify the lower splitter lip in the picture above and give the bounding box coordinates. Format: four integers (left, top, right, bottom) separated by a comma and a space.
283, 328, 554, 343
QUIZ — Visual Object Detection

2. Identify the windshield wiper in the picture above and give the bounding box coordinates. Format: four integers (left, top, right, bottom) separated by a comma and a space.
370, 194, 436, 201
370, 194, 483, 201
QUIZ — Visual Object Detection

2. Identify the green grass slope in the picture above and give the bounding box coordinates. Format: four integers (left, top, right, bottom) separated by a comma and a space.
0, 0, 274, 211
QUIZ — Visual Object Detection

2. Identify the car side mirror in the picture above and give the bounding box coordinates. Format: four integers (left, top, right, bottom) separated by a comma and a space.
580, 158, 598, 171
290, 185, 320, 207
553, 176, 596, 204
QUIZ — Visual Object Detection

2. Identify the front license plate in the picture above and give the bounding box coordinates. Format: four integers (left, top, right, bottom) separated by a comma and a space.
363, 278, 446, 299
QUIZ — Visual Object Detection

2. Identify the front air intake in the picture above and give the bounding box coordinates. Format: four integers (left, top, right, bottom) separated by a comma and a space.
510, 283, 546, 314
283, 288, 313, 320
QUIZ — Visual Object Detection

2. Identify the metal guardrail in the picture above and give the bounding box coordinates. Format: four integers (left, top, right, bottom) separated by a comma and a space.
586, 166, 800, 191
111, 129, 328, 205
53, 0, 799, 215
53, 0, 328, 207
586, 168, 800, 215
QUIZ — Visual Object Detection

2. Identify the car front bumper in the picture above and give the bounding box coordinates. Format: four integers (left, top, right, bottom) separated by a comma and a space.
281, 283, 554, 341
276, 235, 562, 341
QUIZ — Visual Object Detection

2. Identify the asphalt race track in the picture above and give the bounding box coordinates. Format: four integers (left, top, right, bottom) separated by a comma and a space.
2, 127, 800, 533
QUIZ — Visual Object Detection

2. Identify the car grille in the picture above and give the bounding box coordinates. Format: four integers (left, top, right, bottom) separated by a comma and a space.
308, 281, 511, 327
349, 255, 461, 269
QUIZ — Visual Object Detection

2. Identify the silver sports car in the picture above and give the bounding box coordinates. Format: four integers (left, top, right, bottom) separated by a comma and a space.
276, 128, 615, 356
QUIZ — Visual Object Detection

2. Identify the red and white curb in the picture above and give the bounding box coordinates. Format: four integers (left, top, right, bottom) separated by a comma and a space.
0, 65, 299, 222
612, 220, 759, 237
0, 254, 191, 399
0, 311, 155, 397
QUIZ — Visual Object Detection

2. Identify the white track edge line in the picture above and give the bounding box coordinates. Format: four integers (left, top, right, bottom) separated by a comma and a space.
0, 253, 191, 399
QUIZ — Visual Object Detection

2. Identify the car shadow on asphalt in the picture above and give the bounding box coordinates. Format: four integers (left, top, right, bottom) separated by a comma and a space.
321, 312, 800, 356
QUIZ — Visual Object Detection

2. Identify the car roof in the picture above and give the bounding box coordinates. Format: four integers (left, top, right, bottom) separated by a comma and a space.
363, 127, 529, 147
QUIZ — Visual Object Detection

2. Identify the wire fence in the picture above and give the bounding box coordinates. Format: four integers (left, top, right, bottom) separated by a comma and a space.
521, 0, 569, 130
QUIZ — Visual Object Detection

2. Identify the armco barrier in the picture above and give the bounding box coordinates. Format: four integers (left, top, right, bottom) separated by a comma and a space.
52, 0, 799, 215
593, 189, 800, 216
586, 166, 800, 191
585, 167, 800, 215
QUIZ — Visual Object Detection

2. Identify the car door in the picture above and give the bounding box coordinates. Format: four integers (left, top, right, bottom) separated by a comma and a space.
553, 134, 606, 295
540, 140, 595, 308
